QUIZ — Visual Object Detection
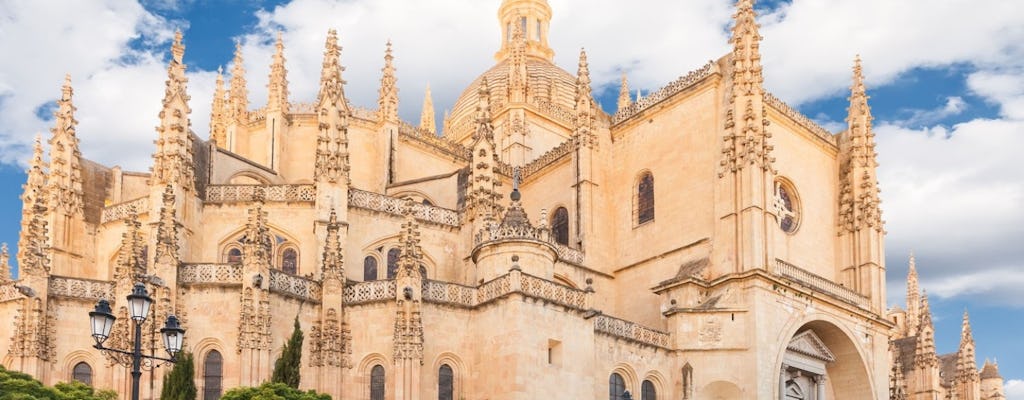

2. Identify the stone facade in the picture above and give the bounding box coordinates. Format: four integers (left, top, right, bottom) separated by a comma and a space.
0, 0, 1005, 399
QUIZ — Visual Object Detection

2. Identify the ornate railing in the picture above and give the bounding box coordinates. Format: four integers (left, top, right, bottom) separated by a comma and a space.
775, 259, 868, 308
101, 197, 149, 224
290, 102, 316, 114
475, 223, 585, 266
612, 61, 717, 125
553, 243, 585, 266
477, 274, 513, 305
288, 102, 377, 122
342, 280, 397, 305
763, 93, 837, 145
593, 314, 671, 349
0, 282, 25, 303
398, 123, 472, 161
268, 269, 321, 302
205, 185, 315, 203
520, 140, 575, 180
350, 106, 378, 122
529, 98, 575, 127
247, 107, 267, 122
348, 189, 461, 227
422, 280, 476, 308
520, 273, 586, 309
48, 276, 114, 301
178, 264, 243, 285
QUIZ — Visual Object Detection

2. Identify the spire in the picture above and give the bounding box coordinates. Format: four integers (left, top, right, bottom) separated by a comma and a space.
507, 20, 528, 102
574, 49, 597, 148
151, 30, 195, 192
839, 55, 882, 233
229, 41, 249, 122
210, 67, 228, 147
17, 136, 50, 278
396, 201, 423, 280
617, 73, 632, 113
720, 0, 773, 177
46, 74, 84, 216
915, 291, 939, 366
378, 40, 399, 123
113, 206, 145, 287
905, 253, 920, 335
419, 85, 436, 134
575, 49, 592, 106
321, 209, 344, 282
154, 185, 179, 264
496, 0, 554, 61
474, 77, 494, 140
957, 309, 978, 379
314, 29, 350, 184
266, 31, 290, 113
0, 243, 10, 282
465, 78, 502, 222
730, 0, 764, 97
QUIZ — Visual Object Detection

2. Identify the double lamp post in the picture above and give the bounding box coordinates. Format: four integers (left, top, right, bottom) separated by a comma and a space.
89, 283, 186, 400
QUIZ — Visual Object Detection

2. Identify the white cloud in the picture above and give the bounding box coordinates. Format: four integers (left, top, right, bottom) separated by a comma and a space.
1007, 379, 1024, 400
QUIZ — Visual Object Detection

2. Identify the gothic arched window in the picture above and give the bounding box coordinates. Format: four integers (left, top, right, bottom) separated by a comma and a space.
774, 179, 800, 234
281, 248, 298, 275
386, 248, 400, 279
226, 248, 242, 264
641, 380, 656, 400
364, 256, 378, 281
609, 372, 626, 400
439, 364, 454, 400
636, 172, 655, 225
552, 207, 569, 246
371, 365, 386, 400
203, 350, 223, 400
72, 362, 92, 386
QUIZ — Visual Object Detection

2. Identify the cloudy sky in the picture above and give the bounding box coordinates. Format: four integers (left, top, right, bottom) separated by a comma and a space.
0, 0, 1021, 395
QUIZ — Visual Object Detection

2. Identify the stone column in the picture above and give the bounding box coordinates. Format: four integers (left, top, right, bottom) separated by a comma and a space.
815, 375, 827, 400
779, 364, 788, 400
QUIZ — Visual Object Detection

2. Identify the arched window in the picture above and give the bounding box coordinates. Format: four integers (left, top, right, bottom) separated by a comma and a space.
281, 248, 298, 275
371, 365, 386, 400
204, 350, 223, 400
226, 248, 242, 264
439, 364, 454, 400
641, 380, 656, 400
72, 362, 92, 386
551, 207, 569, 246
636, 172, 655, 225
609, 372, 626, 400
420, 264, 428, 280
364, 256, 378, 281
774, 179, 800, 234
386, 248, 401, 279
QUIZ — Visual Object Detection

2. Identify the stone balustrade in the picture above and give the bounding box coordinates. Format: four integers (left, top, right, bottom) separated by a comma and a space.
348, 188, 461, 227
0, 282, 24, 303
775, 259, 868, 308
268, 269, 322, 302
48, 276, 114, 301
343, 280, 397, 305
205, 184, 315, 203
101, 197, 149, 224
528, 98, 576, 127
612, 61, 717, 125
519, 273, 586, 309
178, 263, 243, 285
593, 314, 672, 349
475, 222, 585, 266
422, 280, 477, 308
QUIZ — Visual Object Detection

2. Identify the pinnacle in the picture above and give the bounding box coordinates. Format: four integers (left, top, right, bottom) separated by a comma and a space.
617, 73, 632, 112
420, 84, 436, 134
171, 30, 185, 63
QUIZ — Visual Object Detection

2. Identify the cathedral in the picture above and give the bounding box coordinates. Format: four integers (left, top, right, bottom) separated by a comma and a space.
0, 0, 1006, 399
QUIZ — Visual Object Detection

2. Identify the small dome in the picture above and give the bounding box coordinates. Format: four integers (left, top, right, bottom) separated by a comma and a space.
446, 57, 578, 140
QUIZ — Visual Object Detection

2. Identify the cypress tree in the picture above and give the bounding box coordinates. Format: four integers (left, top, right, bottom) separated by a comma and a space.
271, 317, 304, 388
161, 351, 197, 400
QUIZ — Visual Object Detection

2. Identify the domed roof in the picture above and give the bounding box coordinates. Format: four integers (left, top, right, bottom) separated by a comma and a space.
446, 57, 578, 140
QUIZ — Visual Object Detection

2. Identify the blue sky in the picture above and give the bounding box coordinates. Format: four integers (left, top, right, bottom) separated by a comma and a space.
1, 0, 1022, 395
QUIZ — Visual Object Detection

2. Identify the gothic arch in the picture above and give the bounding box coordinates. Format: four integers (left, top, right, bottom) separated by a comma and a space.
610, 363, 640, 395
361, 235, 438, 278
191, 337, 227, 369
217, 223, 301, 269
431, 352, 466, 400
773, 316, 874, 400
358, 353, 390, 400
641, 370, 667, 400
62, 350, 99, 384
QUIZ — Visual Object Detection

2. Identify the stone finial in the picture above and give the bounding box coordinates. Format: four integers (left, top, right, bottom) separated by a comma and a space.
475, 77, 492, 127
378, 40, 399, 123
914, 290, 938, 366
617, 73, 632, 113
210, 67, 228, 147
729, 0, 764, 96
574, 48, 597, 148
507, 19, 528, 102
152, 31, 195, 191
18, 135, 50, 278
317, 29, 346, 107
0, 243, 10, 282
839, 55, 882, 233
314, 29, 351, 185
266, 31, 290, 114
321, 208, 345, 282
47, 74, 84, 216
905, 252, 920, 335
419, 84, 436, 134
957, 309, 978, 377
229, 41, 249, 122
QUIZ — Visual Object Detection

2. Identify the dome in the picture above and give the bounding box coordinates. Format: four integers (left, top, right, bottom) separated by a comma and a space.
445, 57, 579, 140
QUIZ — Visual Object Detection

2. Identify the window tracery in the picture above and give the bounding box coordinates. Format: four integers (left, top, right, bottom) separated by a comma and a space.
774, 179, 800, 234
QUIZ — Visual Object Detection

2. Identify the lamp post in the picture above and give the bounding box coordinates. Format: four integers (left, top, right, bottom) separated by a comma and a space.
89, 283, 185, 400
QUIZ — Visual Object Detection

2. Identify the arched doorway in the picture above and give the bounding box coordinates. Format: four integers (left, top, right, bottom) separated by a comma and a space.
778, 321, 873, 399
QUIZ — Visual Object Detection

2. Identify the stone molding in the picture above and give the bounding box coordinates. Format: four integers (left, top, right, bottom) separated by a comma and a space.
205, 184, 315, 203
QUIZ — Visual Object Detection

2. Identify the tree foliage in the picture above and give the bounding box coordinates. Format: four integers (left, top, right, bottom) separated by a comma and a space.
220, 382, 330, 400
271, 317, 303, 388
0, 364, 116, 400
161, 351, 197, 400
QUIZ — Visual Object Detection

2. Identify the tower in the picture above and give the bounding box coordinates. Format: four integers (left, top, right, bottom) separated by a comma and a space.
495, 0, 554, 61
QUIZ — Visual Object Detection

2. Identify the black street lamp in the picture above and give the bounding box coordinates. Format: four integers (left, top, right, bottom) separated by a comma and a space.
89, 283, 185, 400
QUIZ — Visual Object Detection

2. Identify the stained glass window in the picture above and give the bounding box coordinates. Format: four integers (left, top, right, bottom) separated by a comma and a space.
609, 373, 626, 400
552, 207, 569, 246
439, 364, 454, 400
371, 365, 386, 400
387, 248, 400, 279
72, 362, 92, 386
364, 256, 378, 281
281, 248, 297, 275
204, 350, 223, 400
636, 172, 655, 224
641, 380, 656, 400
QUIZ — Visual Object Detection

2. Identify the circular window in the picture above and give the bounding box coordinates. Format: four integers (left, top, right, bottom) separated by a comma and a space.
775, 179, 800, 234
